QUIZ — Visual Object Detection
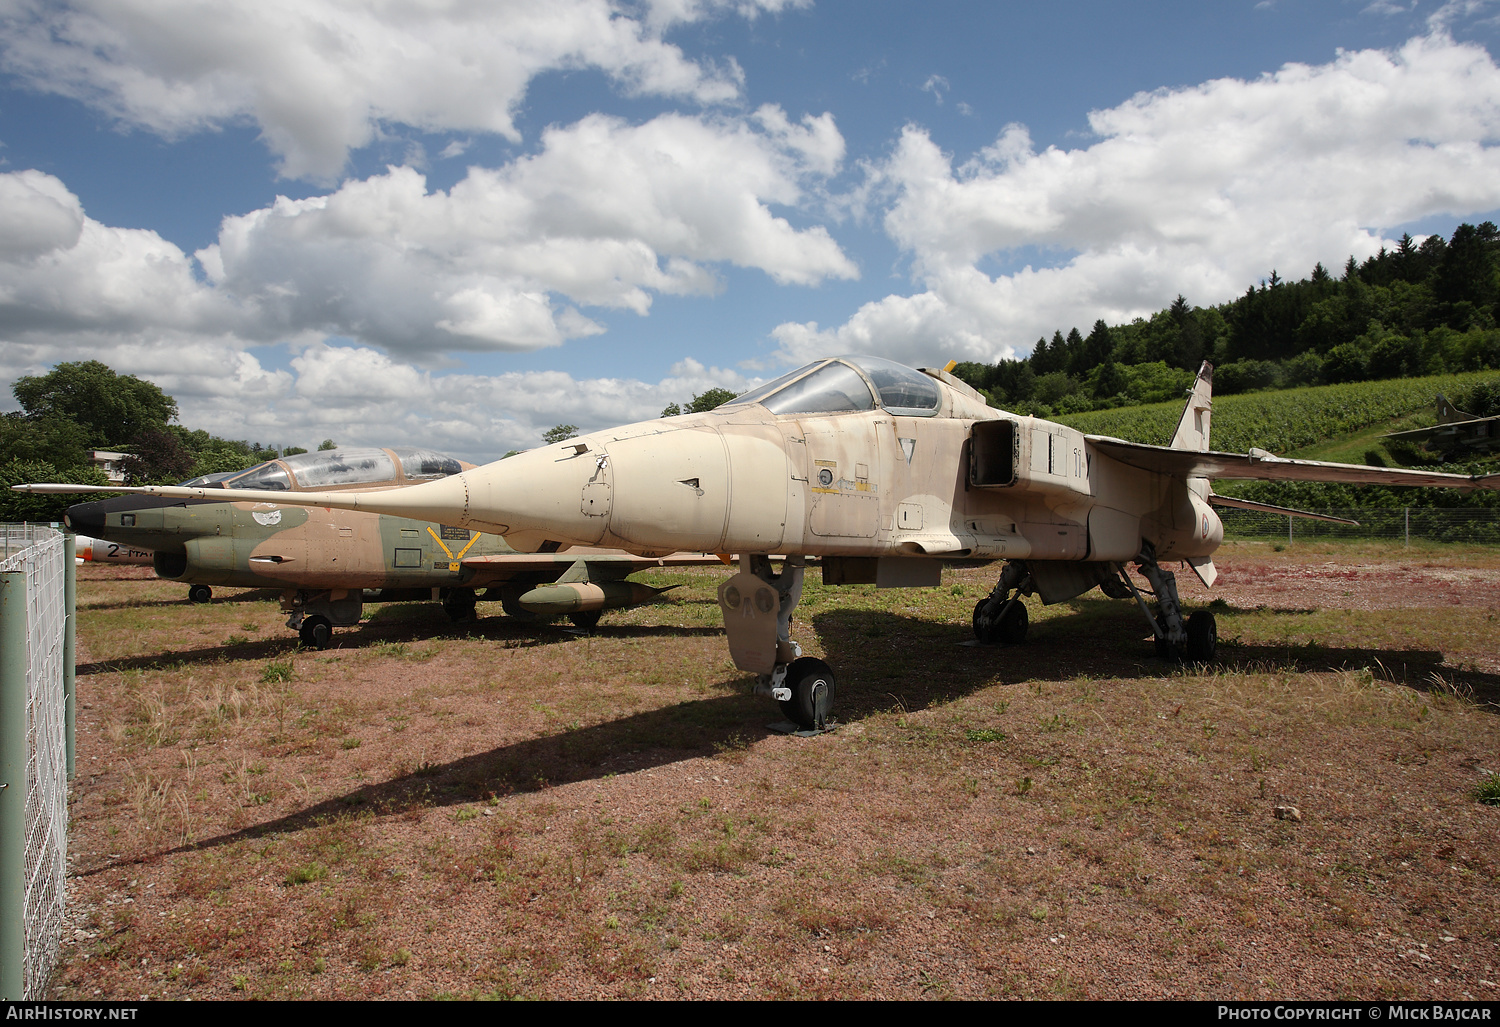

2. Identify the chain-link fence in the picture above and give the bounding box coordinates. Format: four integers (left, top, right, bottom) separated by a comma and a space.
1218, 507, 1500, 545
1, 524, 74, 1000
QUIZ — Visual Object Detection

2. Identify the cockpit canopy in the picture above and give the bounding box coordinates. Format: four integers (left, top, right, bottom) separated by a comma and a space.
721, 356, 944, 417
179, 447, 465, 492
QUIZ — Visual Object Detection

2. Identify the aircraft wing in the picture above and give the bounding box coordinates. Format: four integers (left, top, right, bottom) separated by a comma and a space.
458, 549, 720, 587
1087, 436, 1500, 490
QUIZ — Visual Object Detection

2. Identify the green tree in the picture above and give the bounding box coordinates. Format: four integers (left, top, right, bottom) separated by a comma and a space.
541, 424, 578, 444
11, 361, 177, 448
121, 427, 195, 485
0, 460, 109, 522
685, 388, 737, 413
0, 411, 92, 470
318, 439, 337, 451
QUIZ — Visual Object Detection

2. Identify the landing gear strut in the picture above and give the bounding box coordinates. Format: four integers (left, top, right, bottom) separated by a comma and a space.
442, 587, 478, 623
718, 555, 833, 731
973, 561, 1031, 645
1120, 543, 1217, 662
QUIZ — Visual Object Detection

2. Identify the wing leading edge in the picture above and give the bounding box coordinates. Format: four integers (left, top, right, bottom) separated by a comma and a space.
1087, 436, 1500, 491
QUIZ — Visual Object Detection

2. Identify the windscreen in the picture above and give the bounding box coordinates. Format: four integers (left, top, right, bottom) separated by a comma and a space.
221, 461, 292, 491
721, 362, 828, 410
760, 361, 876, 415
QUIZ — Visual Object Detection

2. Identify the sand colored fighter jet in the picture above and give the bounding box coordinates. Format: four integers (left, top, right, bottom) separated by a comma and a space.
22, 357, 1500, 727
61, 446, 715, 648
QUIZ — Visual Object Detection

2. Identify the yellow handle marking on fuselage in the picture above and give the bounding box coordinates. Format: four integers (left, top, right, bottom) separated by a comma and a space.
428, 526, 481, 562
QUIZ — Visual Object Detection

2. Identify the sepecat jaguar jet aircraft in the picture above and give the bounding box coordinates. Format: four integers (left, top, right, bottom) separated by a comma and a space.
22, 358, 1500, 725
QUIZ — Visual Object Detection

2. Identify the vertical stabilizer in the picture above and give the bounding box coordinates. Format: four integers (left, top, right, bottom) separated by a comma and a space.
1170, 361, 1214, 452
1435, 394, 1474, 424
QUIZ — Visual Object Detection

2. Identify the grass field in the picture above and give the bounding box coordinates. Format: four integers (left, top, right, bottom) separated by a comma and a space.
50, 546, 1500, 1000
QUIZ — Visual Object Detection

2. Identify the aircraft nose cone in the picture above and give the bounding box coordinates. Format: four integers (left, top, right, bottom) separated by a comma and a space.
65, 499, 107, 537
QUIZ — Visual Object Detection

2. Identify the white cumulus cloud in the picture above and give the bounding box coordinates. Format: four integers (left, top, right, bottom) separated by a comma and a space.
0, 0, 794, 179
197, 109, 856, 354
775, 32, 1500, 366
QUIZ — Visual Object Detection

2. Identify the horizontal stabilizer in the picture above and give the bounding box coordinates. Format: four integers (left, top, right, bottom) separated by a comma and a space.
1208, 495, 1360, 525
1087, 436, 1500, 491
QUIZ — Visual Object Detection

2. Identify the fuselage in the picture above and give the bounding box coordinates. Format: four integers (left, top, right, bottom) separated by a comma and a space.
441, 356, 1221, 566
65, 445, 515, 590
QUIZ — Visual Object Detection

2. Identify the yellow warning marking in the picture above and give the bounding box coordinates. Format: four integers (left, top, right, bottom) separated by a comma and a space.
454, 533, 480, 559
449, 561, 461, 572
426, 526, 454, 559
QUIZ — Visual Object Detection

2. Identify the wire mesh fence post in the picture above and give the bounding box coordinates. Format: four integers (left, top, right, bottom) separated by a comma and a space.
63, 534, 75, 781
1, 569, 27, 1000
0, 524, 70, 1000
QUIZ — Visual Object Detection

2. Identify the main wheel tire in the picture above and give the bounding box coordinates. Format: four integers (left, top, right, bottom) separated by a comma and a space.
972, 598, 992, 641
996, 601, 1028, 644
298, 615, 332, 650
778, 656, 836, 730
499, 583, 542, 622
568, 610, 602, 630
974, 598, 1026, 645
1186, 610, 1217, 662
442, 587, 478, 623
188, 584, 212, 604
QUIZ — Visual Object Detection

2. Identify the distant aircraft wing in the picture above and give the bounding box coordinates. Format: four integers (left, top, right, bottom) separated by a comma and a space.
459, 549, 719, 588
1087, 436, 1500, 490
1207, 494, 1360, 525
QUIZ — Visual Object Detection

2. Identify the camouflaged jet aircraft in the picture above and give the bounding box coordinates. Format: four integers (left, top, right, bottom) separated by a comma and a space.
22, 357, 1500, 728
60, 446, 715, 648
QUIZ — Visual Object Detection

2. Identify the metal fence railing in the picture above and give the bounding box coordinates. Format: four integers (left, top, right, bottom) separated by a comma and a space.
1, 525, 75, 1000
1218, 507, 1500, 545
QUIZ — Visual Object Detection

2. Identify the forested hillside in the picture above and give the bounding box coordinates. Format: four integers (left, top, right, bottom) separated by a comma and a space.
954, 222, 1500, 417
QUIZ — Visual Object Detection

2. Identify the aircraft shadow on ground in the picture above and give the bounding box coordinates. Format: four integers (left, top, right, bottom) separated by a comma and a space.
811, 603, 1500, 720
74, 608, 723, 676
78, 589, 282, 612
119, 689, 775, 864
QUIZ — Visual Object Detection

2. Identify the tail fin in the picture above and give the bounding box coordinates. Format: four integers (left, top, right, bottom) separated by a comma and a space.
1170, 361, 1213, 453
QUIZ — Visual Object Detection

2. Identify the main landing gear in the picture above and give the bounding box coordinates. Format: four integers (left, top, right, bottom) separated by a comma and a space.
282, 589, 362, 650
972, 561, 1031, 645
1119, 543, 1217, 662
971, 549, 1217, 663
442, 587, 478, 623
187, 584, 212, 604
718, 555, 834, 732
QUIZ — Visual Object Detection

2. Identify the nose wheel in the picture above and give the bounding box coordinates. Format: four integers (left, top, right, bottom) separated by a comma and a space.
188, 584, 212, 604
298, 615, 332, 650
778, 657, 835, 731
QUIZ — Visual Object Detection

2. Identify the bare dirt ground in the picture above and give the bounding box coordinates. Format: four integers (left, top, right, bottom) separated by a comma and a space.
49, 542, 1500, 1000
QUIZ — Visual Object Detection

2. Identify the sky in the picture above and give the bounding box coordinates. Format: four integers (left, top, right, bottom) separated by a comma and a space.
3, 0, 1500, 464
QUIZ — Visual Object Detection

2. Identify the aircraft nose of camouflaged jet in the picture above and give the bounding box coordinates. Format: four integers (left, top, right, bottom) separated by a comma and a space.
64, 497, 110, 537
